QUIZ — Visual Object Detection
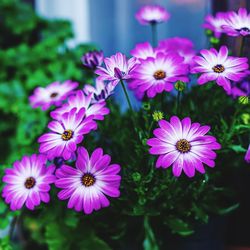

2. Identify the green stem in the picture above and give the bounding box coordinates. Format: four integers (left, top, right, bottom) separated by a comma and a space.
120, 80, 133, 112
143, 216, 159, 250
239, 36, 246, 57
9, 216, 18, 241
151, 23, 157, 47
176, 91, 181, 116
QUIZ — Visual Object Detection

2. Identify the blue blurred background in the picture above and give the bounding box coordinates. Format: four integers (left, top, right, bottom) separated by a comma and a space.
35, 0, 210, 56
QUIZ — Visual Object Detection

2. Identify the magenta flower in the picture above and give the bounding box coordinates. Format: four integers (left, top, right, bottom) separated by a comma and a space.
147, 116, 221, 177
129, 52, 189, 98
158, 37, 196, 66
81, 50, 104, 70
2, 154, 55, 211
51, 90, 109, 121
203, 12, 228, 38
222, 8, 250, 37
191, 46, 249, 93
29, 80, 78, 111
130, 42, 157, 60
38, 108, 97, 160
230, 78, 250, 98
95, 52, 138, 86
83, 79, 115, 103
55, 147, 121, 214
135, 5, 170, 25
245, 144, 250, 163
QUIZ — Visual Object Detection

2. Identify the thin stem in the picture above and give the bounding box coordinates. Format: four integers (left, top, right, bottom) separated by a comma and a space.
9, 216, 18, 241
151, 23, 157, 47
120, 79, 133, 112
176, 91, 181, 116
239, 36, 246, 57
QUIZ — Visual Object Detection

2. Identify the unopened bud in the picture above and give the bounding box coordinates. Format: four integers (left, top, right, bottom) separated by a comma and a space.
152, 111, 164, 121
175, 81, 186, 91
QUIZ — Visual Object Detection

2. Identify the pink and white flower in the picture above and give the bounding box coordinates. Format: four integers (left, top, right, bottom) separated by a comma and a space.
135, 5, 170, 25
222, 8, 250, 37
38, 108, 97, 160
83, 79, 115, 103
55, 147, 121, 214
29, 80, 78, 110
2, 154, 55, 210
147, 116, 221, 177
129, 52, 189, 98
203, 12, 229, 38
50, 90, 109, 121
95, 52, 138, 86
191, 46, 249, 93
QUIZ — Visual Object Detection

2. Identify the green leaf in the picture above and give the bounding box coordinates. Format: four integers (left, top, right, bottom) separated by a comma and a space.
45, 223, 70, 250
229, 145, 246, 153
166, 217, 194, 236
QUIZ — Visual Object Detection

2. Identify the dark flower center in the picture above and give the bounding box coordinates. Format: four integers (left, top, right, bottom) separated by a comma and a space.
212, 64, 225, 73
153, 70, 166, 80
50, 92, 58, 98
176, 139, 191, 153
25, 177, 36, 189
81, 173, 96, 187
61, 129, 73, 141
239, 27, 250, 32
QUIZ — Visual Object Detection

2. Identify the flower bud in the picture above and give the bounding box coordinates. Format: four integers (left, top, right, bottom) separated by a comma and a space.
152, 111, 164, 121
174, 81, 186, 91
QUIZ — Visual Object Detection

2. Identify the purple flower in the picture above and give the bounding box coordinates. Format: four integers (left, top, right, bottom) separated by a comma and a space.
55, 147, 121, 214
81, 50, 104, 70
29, 80, 79, 111
130, 42, 157, 60
51, 90, 109, 121
2, 154, 55, 211
83, 79, 115, 103
191, 46, 249, 93
245, 144, 250, 163
38, 108, 97, 160
135, 5, 170, 25
158, 37, 196, 66
147, 116, 221, 177
230, 78, 250, 98
203, 12, 229, 38
129, 52, 189, 98
95, 52, 138, 86
222, 8, 250, 37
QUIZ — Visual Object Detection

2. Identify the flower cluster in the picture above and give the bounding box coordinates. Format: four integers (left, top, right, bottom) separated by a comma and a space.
204, 8, 250, 37
2, 4, 250, 223
129, 40, 191, 99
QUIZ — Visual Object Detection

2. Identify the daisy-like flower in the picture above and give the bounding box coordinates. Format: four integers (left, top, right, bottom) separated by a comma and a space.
203, 12, 229, 38
245, 144, 250, 163
135, 5, 170, 25
191, 46, 249, 93
95, 52, 138, 86
158, 37, 196, 66
51, 90, 109, 121
38, 108, 97, 160
81, 50, 104, 70
130, 42, 157, 60
129, 52, 189, 98
55, 147, 121, 214
147, 116, 221, 177
29, 80, 78, 111
2, 154, 55, 211
222, 8, 250, 37
83, 79, 115, 103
